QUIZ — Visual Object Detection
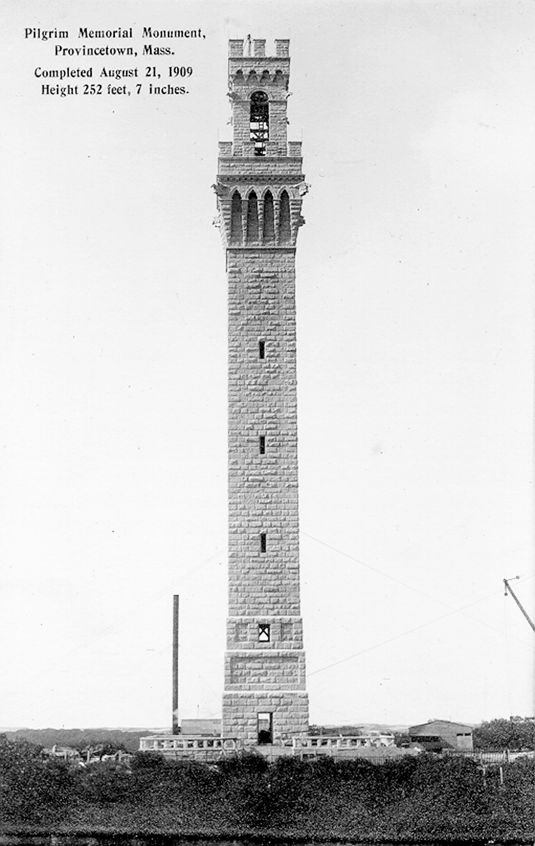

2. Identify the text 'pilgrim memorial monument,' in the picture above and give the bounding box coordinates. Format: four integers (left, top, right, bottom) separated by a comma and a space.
215, 37, 310, 746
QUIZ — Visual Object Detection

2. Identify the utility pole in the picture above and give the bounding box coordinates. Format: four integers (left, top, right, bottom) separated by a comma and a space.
172, 595, 180, 734
503, 578, 535, 632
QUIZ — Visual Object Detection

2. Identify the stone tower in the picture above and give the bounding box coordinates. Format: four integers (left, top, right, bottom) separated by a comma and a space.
215, 37, 309, 746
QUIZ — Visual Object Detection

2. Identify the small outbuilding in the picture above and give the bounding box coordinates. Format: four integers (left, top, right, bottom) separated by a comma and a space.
409, 720, 473, 752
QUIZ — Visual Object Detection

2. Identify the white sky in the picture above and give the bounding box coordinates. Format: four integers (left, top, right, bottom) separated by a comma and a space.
1, 0, 533, 730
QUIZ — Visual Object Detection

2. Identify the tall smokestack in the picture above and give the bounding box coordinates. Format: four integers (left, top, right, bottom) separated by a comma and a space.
172, 594, 179, 734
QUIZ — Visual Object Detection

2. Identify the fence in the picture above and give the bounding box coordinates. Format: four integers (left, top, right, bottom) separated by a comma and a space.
444, 749, 534, 765
139, 735, 241, 760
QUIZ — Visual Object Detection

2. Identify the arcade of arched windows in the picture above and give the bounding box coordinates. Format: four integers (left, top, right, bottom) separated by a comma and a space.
229, 189, 294, 245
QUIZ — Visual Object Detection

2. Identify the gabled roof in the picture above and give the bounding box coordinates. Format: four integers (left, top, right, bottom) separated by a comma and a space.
409, 719, 473, 734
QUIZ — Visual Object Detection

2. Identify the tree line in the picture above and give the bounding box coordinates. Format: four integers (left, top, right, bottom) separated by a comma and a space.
3, 728, 144, 754
473, 717, 534, 750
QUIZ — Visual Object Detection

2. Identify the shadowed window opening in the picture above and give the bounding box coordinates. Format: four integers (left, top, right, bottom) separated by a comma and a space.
257, 712, 273, 745
230, 191, 242, 243
279, 190, 291, 243
259, 435, 266, 454
250, 91, 269, 156
260, 532, 267, 553
246, 192, 259, 242
259, 340, 265, 359
258, 623, 270, 642
263, 191, 275, 242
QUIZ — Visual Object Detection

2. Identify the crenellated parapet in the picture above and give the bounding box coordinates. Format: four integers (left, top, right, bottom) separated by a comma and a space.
218, 140, 303, 161
228, 38, 290, 100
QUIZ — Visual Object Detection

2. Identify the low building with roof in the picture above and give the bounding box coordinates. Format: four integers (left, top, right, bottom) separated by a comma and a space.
409, 719, 474, 752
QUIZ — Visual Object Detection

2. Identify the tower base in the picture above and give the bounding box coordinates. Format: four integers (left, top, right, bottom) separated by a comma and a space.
222, 690, 309, 747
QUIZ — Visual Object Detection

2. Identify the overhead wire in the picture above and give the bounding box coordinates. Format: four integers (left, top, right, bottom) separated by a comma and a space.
301, 530, 532, 642
9, 526, 531, 713
307, 587, 503, 678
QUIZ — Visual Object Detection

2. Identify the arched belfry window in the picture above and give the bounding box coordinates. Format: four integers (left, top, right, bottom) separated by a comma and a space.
263, 191, 275, 243
246, 192, 259, 242
279, 190, 291, 243
250, 91, 269, 156
230, 191, 242, 243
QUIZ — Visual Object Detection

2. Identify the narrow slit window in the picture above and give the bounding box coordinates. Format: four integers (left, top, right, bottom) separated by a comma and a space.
279, 190, 291, 243
246, 191, 259, 242
263, 191, 275, 242
258, 623, 270, 642
260, 532, 267, 553
230, 191, 242, 243
259, 436, 266, 455
259, 340, 265, 359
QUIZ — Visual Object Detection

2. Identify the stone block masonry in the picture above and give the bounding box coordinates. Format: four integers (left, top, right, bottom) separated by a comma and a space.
228, 250, 301, 618
222, 691, 309, 745
217, 37, 309, 745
